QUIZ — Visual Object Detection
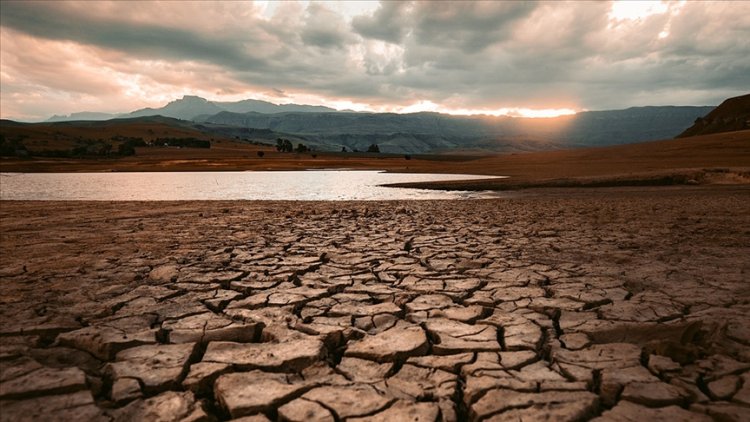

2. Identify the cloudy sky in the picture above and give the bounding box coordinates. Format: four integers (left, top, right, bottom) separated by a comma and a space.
1, 0, 748, 121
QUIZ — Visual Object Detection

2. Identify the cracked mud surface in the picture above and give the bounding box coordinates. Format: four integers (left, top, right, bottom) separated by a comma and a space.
1, 186, 749, 421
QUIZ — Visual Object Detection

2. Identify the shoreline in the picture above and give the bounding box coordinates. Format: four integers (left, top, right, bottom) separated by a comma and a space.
2, 129, 748, 191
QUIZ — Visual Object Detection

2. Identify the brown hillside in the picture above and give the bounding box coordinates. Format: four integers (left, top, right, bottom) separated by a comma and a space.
677, 93, 750, 137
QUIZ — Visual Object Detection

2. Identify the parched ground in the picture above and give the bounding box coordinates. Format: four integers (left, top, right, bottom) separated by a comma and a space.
1, 187, 749, 421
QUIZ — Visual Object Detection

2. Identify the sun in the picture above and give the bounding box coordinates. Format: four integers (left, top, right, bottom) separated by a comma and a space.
609, 0, 669, 21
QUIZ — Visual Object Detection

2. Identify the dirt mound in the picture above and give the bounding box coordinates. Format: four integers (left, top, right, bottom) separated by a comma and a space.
678, 93, 750, 137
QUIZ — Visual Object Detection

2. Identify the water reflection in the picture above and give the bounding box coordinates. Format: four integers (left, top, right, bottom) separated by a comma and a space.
0, 171, 502, 201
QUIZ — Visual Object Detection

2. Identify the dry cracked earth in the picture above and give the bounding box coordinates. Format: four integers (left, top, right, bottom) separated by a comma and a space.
1, 186, 749, 421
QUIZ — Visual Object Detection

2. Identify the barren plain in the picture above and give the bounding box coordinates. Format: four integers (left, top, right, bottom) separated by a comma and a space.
1, 186, 749, 421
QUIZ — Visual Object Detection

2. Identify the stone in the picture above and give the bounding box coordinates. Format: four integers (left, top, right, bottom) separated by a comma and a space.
690, 402, 750, 421
203, 339, 324, 371
107, 343, 197, 394
0, 391, 107, 422
406, 352, 474, 373
600, 365, 660, 406
425, 318, 500, 354
385, 364, 457, 401
591, 400, 711, 422
278, 398, 335, 422
620, 381, 688, 407
733, 372, 750, 405
349, 400, 440, 422
110, 391, 209, 422
470, 389, 599, 421
344, 322, 428, 362
336, 357, 393, 383
182, 362, 231, 395
149, 264, 180, 282
0, 366, 87, 400
214, 371, 313, 418
111, 377, 143, 404
57, 314, 158, 360
647, 354, 681, 375
707, 374, 741, 400
301, 384, 394, 419
162, 312, 262, 344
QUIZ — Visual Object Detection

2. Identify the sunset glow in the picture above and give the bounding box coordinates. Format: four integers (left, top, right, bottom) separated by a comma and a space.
0, 1, 746, 121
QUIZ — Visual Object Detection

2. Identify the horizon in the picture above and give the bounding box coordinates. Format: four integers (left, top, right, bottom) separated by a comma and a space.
3, 92, 727, 124
1, 1, 749, 121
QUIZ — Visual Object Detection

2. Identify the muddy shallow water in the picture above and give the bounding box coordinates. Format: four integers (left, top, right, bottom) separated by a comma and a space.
0, 170, 502, 200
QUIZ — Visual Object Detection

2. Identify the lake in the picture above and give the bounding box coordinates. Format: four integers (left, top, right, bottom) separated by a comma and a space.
0, 171, 502, 201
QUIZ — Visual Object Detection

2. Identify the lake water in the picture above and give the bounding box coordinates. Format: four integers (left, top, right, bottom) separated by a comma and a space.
0, 171, 502, 201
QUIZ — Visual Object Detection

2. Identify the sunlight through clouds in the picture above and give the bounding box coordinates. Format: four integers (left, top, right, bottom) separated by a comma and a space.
0, 0, 747, 121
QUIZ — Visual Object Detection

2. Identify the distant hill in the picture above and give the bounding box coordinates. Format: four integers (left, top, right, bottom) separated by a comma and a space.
677, 93, 750, 137
197, 106, 714, 153
45, 96, 339, 122
47, 112, 119, 122
36, 94, 721, 153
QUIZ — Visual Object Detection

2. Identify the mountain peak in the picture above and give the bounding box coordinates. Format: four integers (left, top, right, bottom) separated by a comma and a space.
176, 95, 210, 103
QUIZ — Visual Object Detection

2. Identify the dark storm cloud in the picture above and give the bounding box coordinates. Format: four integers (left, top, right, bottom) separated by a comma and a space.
1, 0, 749, 120
351, 2, 411, 44
0, 1, 269, 71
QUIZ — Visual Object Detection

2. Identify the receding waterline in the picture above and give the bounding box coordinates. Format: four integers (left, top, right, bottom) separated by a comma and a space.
0, 171, 504, 201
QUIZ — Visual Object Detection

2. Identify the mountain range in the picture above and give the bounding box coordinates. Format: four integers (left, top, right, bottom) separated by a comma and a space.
40, 95, 722, 154
47, 95, 338, 122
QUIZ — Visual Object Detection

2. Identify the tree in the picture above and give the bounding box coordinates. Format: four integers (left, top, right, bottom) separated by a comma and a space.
367, 144, 380, 153
276, 138, 293, 152
295, 143, 308, 153
341, 146, 347, 152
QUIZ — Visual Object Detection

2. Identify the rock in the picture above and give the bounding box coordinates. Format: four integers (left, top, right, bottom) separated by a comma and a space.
647, 354, 681, 375
231, 416, 272, 422
203, 339, 324, 371
498, 351, 537, 370
111, 377, 143, 405
214, 371, 313, 418
336, 357, 393, 383
203, 289, 243, 312
162, 312, 262, 344
599, 365, 660, 406
480, 311, 542, 350
620, 381, 688, 407
149, 264, 180, 282
385, 364, 457, 401
110, 391, 209, 422
690, 402, 750, 421
344, 322, 428, 362
553, 343, 642, 383
733, 372, 750, 405
425, 318, 500, 354
301, 384, 394, 419
560, 333, 591, 350
328, 302, 402, 317
277, 398, 334, 422
57, 314, 158, 360
0, 391, 107, 422
406, 353, 474, 373
0, 366, 87, 400
470, 389, 599, 421
707, 374, 741, 400
349, 400, 440, 421
592, 400, 711, 422
182, 362, 231, 395
106, 343, 197, 394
